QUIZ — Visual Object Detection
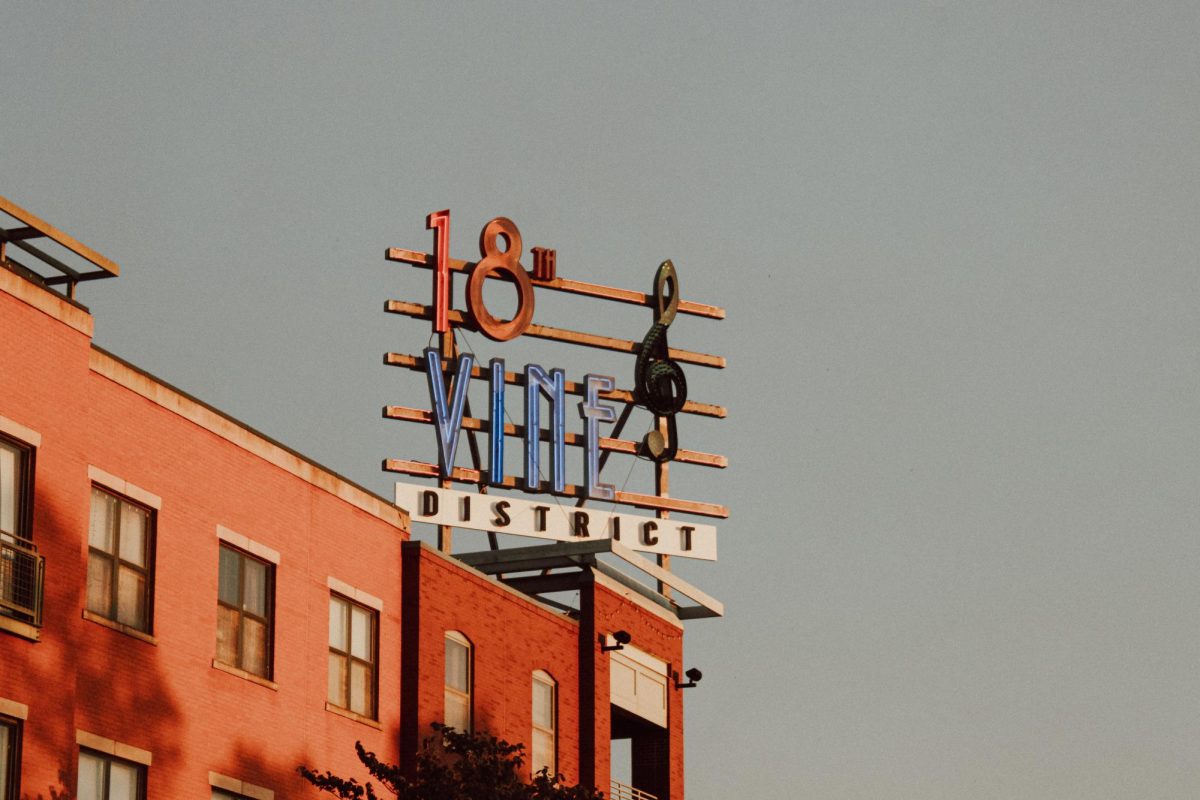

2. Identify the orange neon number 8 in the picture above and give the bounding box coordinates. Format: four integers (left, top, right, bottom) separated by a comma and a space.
467, 217, 535, 341
427, 211, 536, 342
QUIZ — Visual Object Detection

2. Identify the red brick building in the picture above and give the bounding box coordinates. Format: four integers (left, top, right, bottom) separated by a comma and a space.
0, 199, 711, 800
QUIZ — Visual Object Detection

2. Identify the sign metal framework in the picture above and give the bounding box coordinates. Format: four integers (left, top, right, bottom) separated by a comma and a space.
383, 211, 727, 616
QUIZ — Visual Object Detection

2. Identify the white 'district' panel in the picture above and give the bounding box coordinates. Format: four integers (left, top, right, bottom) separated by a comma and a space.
395, 483, 717, 561
609, 644, 668, 728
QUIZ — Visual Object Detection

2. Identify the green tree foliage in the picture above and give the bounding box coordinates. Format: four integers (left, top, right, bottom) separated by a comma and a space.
298, 723, 604, 800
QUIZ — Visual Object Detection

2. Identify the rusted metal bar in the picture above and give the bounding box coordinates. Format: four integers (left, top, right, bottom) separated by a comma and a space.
383, 352, 726, 419
8, 239, 83, 278
385, 301, 725, 369
386, 247, 724, 320
382, 458, 728, 519
382, 404, 726, 468
0, 226, 41, 242
43, 271, 115, 286
0, 195, 120, 276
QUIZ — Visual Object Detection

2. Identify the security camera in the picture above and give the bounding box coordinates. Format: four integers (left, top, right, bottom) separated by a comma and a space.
675, 667, 704, 689
601, 630, 632, 651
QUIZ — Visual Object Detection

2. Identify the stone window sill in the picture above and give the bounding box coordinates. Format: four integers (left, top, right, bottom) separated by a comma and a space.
324, 702, 382, 730
211, 659, 279, 690
82, 610, 157, 645
0, 615, 39, 642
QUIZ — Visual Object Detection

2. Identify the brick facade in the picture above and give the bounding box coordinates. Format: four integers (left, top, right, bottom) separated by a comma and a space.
0, 261, 691, 799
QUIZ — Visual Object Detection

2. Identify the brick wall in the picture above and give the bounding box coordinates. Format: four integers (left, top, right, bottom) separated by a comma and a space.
401, 542, 584, 783
0, 267, 692, 799
1, 272, 409, 797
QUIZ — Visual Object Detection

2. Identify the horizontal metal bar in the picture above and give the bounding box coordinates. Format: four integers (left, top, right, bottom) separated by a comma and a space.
0, 226, 42, 242
386, 247, 724, 319
497, 573, 589, 595
383, 458, 728, 519
43, 271, 116, 286
10, 239, 82, 278
385, 300, 725, 369
474, 539, 724, 619
384, 352, 726, 419
457, 540, 611, 573
675, 606, 722, 620
0, 195, 120, 276
383, 405, 727, 468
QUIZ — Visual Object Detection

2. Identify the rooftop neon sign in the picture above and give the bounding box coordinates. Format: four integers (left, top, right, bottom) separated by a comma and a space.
384, 210, 728, 564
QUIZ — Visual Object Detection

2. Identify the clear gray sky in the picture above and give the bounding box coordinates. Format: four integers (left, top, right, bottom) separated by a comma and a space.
4, 3, 1199, 798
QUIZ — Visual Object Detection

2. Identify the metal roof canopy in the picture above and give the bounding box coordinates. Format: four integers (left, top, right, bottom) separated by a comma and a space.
456, 539, 724, 621
0, 195, 120, 299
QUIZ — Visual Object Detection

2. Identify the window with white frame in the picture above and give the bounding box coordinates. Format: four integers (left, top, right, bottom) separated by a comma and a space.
328, 593, 377, 718
443, 631, 472, 732
76, 750, 144, 800
87, 487, 154, 632
531, 670, 557, 776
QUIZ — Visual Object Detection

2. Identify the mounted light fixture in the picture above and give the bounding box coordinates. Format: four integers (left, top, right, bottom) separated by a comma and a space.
600, 630, 632, 652
674, 667, 703, 689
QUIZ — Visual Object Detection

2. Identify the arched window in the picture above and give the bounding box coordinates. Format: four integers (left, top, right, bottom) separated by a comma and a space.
531, 670, 556, 775
444, 631, 472, 732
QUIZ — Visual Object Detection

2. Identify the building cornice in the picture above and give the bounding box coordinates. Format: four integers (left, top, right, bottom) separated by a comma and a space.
89, 345, 408, 532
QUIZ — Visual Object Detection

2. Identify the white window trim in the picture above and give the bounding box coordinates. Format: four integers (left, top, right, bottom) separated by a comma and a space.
76, 729, 152, 766
327, 576, 383, 612
0, 415, 40, 448
532, 670, 557, 774
88, 466, 162, 510
216, 525, 280, 565
209, 770, 275, 800
444, 630, 472, 732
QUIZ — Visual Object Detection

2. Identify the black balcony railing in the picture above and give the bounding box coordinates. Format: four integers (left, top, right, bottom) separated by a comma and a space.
0, 536, 44, 627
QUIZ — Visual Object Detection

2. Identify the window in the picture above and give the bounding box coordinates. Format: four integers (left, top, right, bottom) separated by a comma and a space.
328, 594, 377, 718
0, 717, 20, 800
211, 790, 252, 800
0, 436, 39, 627
443, 631, 472, 732
531, 671, 556, 776
76, 750, 144, 800
0, 438, 32, 542
87, 487, 154, 632
216, 544, 274, 678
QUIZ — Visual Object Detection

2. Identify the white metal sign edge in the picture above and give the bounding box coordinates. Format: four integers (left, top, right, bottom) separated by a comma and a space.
394, 483, 717, 561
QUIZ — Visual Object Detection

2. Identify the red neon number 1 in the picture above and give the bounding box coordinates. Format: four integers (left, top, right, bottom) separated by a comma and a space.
426, 209, 451, 333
